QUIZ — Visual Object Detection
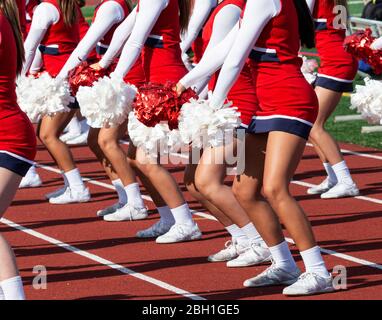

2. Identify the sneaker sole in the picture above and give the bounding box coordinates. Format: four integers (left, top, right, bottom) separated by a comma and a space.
49, 197, 91, 205
283, 285, 335, 296
321, 191, 360, 199
156, 232, 202, 244
19, 182, 42, 189
227, 255, 272, 268
244, 276, 299, 288
208, 255, 238, 262
307, 188, 329, 195
104, 214, 148, 222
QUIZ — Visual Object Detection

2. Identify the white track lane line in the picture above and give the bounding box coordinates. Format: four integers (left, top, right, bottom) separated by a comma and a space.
35, 162, 382, 271
0, 217, 205, 300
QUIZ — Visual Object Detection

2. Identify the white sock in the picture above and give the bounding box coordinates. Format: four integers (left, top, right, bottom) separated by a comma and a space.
67, 117, 81, 135
171, 203, 194, 225
225, 224, 249, 246
124, 183, 145, 208
323, 162, 337, 184
0, 286, 4, 300
300, 246, 330, 277
112, 179, 127, 205
64, 168, 85, 191
332, 161, 354, 185
157, 206, 175, 225
240, 222, 263, 244
0, 276, 25, 300
269, 241, 297, 272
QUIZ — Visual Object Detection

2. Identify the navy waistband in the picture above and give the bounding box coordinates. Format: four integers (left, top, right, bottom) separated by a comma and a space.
96, 44, 108, 56
39, 45, 60, 56
314, 21, 328, 31
249, 49, 280, 63
145, 36, 164, 49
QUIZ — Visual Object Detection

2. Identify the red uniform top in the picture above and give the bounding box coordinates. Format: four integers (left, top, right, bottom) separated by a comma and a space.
0, 13, 36, 160
313, 0, 345, 34
39, 0, 80, 77
137, 0, 187, 83
250, 0, 301, 65
203, 0, 256, 126
16, 0, 27, 38
26, 0, 40, 34
93, 0, 129, 57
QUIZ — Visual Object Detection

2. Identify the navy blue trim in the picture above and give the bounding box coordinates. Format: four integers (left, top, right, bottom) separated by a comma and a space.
314, 76, 354, 93
0, 153, 32, 177
248, 117, 312, 140
145, 37, 164, 49
249, 49, 280, 63
68, 99, 79, 110
39, 45, 60, 56
96, 44, 108, 56
314, 21, 328, 31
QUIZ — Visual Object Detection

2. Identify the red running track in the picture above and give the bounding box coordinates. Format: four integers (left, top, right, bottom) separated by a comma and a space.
1, 139, 382, 300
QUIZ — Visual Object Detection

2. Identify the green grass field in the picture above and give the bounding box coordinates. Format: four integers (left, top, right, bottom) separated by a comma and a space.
82, 1, 382, 150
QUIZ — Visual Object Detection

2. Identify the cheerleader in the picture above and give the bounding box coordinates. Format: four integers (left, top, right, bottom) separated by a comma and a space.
305, 0, 359, 199
97, 0, 202, 243
22, 0, 91, 204
188, 0, 333, 295
177, 0, 271, 266
0, 0, 37, 299
180, 0, 217, 69
58, 0, 149, 219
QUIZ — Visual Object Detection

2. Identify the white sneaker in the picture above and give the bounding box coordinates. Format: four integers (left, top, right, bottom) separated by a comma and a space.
45, 186, 67, 199
243, 263, 301, 287
49, 186, 91, 204
136, 220, 173, 238
156, 223, 202, 244
307, 178, 337, 195
19, 172, 42, 188
227, 241, 272, 267
66, 130, 89, 145
97, 202, 123, 217
208, 240, 246, 262
283, 272, 334, 296
321, 181, 360, 199
103, 203, 148, 222
60, 131, 81, 143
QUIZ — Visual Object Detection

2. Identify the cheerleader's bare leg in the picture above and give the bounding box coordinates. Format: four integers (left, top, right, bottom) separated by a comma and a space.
0, 168, 25, 300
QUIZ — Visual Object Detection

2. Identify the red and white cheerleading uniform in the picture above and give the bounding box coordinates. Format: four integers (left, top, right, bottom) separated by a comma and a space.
210, 0, 318, 140
204, 0, 257, 128
101, 0, 187, 84
0, 13, 36, 176
58, 0, 145, 87
310, 0, 358, 92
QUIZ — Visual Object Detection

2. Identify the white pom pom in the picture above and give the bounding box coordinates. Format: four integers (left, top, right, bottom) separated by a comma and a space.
350, 78, 382, 125
127, 112, 183, 157
16, 73, 72, 121
301, 56, 318, 84
77, 75, 137, 128
178, 95, 241, 149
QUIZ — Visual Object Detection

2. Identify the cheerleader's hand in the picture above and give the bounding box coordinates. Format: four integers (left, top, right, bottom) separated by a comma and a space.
175, 82, 186, 96
90, 62, 103, 71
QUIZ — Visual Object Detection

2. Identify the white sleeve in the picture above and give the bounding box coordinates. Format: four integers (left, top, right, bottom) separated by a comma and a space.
111, 0, 170, 78
211, 0, 280, 107
29, 49, 43, 74
179, 5, 242, 89
305, 0, 315, 14
57, 1, 125, 78
180, 0, 216, 53
371, 36, 382, 50
22, 3, 59, 75
98, 6, 138, 68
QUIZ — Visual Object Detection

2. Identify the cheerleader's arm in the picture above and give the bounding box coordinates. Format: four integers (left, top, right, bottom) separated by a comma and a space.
57, 1, 125, 78
211, 0, 280, 107
22, 2, 59, 75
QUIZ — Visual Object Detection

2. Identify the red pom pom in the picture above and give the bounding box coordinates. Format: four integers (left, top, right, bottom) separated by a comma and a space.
68, 61, 109, 95
344, 28, 382, 75
134, 82, 198, 130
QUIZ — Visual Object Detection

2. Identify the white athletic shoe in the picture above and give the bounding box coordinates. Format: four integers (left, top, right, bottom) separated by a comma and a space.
208, 240, 246, 262
136, 220, 173, 238
45, 186, 67, 199
49, 186, 91, 204
283, 272, 334, 296
155, 223, 202, 244
103, 203, 148, 222
97, 202, 123, 217
320, 181, 360, 199
60, 131, 81, 143
227, 241, 272, 267
19, 171, 42, 188
66, 131, 89, 145
307, 178, 336, 195
243, 263, 301, 288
